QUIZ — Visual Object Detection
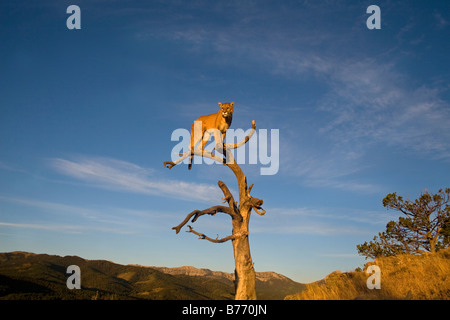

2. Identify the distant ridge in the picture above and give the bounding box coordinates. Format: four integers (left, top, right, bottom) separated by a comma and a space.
144, 265, 292, 282
0, 251, 305, 300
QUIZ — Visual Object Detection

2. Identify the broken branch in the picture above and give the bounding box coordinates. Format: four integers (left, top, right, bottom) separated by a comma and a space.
244, 196, 266, 216
186, 225, 248, 243
218, 180, 239, 215
172, 205, 237, 234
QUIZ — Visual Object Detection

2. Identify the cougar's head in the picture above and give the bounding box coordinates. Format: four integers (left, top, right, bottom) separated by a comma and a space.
218, 102, 234, 118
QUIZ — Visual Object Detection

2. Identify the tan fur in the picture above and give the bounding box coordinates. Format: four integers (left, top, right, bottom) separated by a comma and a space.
188, 102, 234, 170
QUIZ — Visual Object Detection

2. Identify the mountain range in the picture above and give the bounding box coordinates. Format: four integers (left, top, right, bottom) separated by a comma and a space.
0, 251, 306, 300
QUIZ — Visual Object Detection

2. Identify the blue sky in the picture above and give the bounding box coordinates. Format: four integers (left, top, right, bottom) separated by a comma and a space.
1, 0, 449, 283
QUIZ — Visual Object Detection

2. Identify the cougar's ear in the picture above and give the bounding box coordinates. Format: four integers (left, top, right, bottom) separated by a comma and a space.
218, 102, 222, 107
230, 102, 234, 107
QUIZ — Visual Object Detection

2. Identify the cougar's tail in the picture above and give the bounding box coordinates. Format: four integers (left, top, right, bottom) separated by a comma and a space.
188, 122, 195, 170
188, 153, 193, 170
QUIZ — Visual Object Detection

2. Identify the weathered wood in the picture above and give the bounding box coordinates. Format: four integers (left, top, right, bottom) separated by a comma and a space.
186, 225, 248, 244
231, 205, 257, 300
171, 205, 237, 234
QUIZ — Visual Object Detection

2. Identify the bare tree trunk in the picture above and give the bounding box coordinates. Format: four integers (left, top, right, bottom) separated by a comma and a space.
232, 209, 256, 299
166, 120, 264, 300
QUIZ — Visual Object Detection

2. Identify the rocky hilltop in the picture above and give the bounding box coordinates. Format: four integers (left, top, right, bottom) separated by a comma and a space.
149, 265, 292, 283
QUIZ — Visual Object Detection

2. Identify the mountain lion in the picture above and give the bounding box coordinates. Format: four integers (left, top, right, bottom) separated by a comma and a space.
188, 102, 234, 170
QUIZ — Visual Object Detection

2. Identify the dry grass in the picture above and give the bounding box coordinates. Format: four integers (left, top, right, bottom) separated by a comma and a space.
285, 248, 450, 300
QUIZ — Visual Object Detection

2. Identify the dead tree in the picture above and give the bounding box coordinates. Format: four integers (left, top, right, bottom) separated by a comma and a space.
164, 120, 265, 300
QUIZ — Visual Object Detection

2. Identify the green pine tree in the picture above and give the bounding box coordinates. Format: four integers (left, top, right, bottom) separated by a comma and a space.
357, 188, 450, 259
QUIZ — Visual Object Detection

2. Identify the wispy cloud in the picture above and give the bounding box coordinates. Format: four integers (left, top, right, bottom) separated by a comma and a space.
434, 11, 449, 29
48, 156, 222, 203
0, 221, 134, 235
0, 195, 105, 220
0, 195, 177, 235
261, 49, 450, 163
0, 161, 28, 174
274, 53, 450, 191
318, 60, 450, 161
